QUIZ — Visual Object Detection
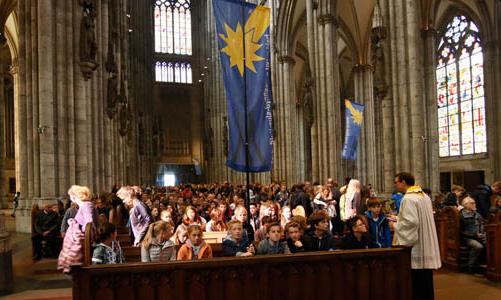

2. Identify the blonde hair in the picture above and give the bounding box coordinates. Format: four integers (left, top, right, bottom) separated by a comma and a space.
116, 186, 135, 200
68, 185, 92, 201
187, 225, 203, 236
292, 205, 306, 217
227, 220, 242, 230
142, 221, 172, 249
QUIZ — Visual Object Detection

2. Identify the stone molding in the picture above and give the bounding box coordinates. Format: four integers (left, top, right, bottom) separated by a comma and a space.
353, 64, 373, 72
278, 55, 295, 65
317, 14, 337, 27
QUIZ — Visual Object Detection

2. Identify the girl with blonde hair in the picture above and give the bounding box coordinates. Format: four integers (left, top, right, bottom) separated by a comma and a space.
141, 221, 176, 262
339, 179, 361, 221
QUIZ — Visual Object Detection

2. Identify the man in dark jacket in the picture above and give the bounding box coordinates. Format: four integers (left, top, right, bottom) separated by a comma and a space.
471, 182, 501, 218
32, 204, 61, 260
303, 211, 336, 251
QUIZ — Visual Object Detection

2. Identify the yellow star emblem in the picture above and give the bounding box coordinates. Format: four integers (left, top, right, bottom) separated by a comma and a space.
219, 6, 270, 77
345, 99, 363, 125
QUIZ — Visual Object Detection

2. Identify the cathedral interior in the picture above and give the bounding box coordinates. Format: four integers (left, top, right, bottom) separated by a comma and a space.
0, 0, 501, 298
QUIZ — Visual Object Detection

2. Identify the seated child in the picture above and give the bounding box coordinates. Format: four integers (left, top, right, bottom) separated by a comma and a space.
303, 211, 336, 251
254, 215, 272, 242
286, 222, 305, 253
222, 220, 255, 257
141, 221, 176, 262
364, 198, 392, 248
177, 225, 213, 260
257, 222, 290, 255
340, 215, 374, 250
92, 222, 124, 264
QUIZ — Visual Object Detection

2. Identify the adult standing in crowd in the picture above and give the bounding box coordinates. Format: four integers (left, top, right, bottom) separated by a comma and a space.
471, 181, 501, 218
392, 172, 441, 300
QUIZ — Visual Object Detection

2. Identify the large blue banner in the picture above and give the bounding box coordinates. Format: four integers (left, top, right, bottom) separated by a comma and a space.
213, 0, 273, 172
342, 99, 365, 160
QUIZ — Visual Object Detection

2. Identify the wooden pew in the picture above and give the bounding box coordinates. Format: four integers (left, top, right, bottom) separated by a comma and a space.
72, 246, 412, 300
486, 212, 501, 282
435, 206, 468, 270
83, 223, 93, 266
122, 243, 225, 263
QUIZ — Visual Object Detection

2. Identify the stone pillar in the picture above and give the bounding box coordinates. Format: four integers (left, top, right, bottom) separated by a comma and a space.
353, 64, 378, 189
0, 62, 5, 208
422, 28, 440, 193
0, 213, 13, 293
484, 39, 501, 181
385, 0, 429, 186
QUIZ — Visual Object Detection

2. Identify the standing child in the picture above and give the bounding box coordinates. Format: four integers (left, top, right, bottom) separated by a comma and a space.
92, 222, 124, 264
364, 198, 392, 248
177, 225, 213, 260
141, 221, 176, 262
286, 222, 305, 253
256, 222, 290, 255
222, 221, 255, 257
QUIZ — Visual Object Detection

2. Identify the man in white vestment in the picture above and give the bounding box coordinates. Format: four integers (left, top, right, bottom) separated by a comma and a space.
393, 172, 441, 300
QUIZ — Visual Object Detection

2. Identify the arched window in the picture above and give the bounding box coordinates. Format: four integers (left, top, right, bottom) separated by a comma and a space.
436, 15, 486, 157
154, 0, 192, 55
155, 61, 192, 84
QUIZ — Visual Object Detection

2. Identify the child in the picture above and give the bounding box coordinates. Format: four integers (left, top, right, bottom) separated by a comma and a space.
364, 198, 392, 248
286, 222, 305, 253
206, 208, 227, 232
254, 215, 272, 242
222, 220, 255, 257
117, 186, 152, 247
303, 211, 336, 251
92, 222, 124, 264
141, 221, 176, 262
177, 225, 213, 260
257, 222, 290, 255
340, 215, 373, 250
160, 209, 175, 228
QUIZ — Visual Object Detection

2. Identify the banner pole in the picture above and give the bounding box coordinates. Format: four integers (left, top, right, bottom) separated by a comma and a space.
241, 2, 251, 225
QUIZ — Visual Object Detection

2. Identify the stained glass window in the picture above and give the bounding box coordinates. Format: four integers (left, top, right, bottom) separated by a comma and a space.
436, 15, 486, 157
154, 0, 192, 55
155, 61, 192, 84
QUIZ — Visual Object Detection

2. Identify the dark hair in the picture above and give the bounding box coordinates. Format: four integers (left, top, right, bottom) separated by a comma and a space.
307, 210, 329, 227
266, 222, 282, 234
366, 197, 382, 208
261, 215, 273, 226
346, 215, 365, 233
395, 172, 415, 186
97, 222, 117, 243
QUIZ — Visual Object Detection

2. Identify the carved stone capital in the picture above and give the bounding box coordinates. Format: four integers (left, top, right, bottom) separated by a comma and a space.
8, 60, 19, 75
317, 14, 337, 27
420, 27, 437, 39
278, 55, 295, 65
353, 64, 373, 73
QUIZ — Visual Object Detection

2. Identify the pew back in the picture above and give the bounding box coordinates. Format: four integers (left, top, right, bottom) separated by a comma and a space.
435, 206, 466, 270
486, 212, 501, 282
73, 247, 412, 300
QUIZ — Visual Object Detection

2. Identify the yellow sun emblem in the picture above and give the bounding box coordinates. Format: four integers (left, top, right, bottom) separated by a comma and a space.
219, 6, 270, 77
345, 99, 363, 125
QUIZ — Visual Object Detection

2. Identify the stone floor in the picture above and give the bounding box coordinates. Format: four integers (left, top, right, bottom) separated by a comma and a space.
0, 209, 500, 299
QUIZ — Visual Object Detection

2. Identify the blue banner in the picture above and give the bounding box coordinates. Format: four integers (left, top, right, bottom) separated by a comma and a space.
342, 99, 365, 160
213, 0, 273, 172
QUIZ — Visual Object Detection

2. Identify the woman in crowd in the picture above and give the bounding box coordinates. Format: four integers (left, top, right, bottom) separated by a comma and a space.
206, 208, 227, 232
340, 179, 361, 221
117, 186, 152, 247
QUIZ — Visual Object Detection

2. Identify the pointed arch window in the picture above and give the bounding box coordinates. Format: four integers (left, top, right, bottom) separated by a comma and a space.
155, 61, 192, 84
154, 0, 192, 55
436, 15, 486, 157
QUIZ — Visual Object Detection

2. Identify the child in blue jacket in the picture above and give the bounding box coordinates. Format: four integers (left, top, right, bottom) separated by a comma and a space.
364, 198, 392, 248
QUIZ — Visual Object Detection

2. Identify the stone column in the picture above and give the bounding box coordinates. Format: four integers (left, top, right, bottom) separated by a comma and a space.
353, 64, 378, 189
482, 39, 501, 181
385, 0, 429, 186
0, 213, 13, 293
0, 62, 5, 208
422, 28, 440, 193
